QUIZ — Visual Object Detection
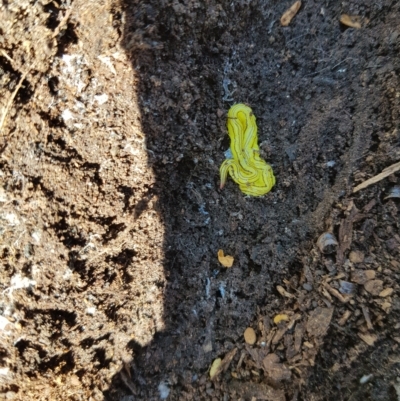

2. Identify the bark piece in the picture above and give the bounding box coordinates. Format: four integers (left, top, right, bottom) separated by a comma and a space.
306, 307, 334, 337
349, 250, 364, 264
337, 202, 358, 265
263, 354, 291, 382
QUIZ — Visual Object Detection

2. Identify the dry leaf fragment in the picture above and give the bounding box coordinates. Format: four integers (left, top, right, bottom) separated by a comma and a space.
340, 14, 362, 29
280, 1, 301, 26
244, 327, 257, 345
209, 358, 222, 378
217, 249, 234, 267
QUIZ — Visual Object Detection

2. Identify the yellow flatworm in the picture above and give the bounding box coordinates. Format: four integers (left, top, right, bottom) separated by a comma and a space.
219, 104, 275, 196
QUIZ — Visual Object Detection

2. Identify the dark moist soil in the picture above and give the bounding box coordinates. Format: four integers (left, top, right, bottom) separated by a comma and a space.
0, 0, 400, 400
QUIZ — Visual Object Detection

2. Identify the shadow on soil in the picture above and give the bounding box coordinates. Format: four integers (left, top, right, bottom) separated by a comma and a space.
105, 0, 399, 399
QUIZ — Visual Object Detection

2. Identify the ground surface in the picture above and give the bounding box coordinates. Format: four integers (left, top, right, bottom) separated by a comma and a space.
0, 0, 400, 400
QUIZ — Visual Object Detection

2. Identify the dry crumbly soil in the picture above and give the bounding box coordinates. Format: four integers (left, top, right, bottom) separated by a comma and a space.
0, 0, 400, 400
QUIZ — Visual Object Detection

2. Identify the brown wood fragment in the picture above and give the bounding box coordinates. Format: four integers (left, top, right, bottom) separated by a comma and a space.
285, 334, 297, 360
294, 322, 304, 353
358, 332, 377, 346
228, 380, 286, 401
340, 14, 362, 29
379, 288, 394, 297
276, 285, 295, 298
338, 310, 352, 326
364, 279, 383, 296
287, 313, 302, 330
323, 283, 352, 303
363, 199, 377, 213
280, 1, 302, 26
263, 354, 292, 382
351, 269, 376, 285
245, 344, 268, 370
361, 306, 373, 330
306, 307, 334, 337
349, 250, 364, 264
236, 350, 246, 371
337, 202, 359, 265
210, 347, 237, 381
353, 161, 400, 193
272, 325, 288, 345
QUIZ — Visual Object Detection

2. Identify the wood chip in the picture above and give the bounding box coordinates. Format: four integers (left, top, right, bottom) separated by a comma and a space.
280, 1, 301, 26
245, 344, 267, 369
340, 14, 362, 29
358, 332, 377, 346
244, 327, 257, 345
294, 322, 304, 353
276, 285, 295, 298
338, 310, 352, 326
351, 269, 376, 285
379, 288, 394, 297
263, 354, 292, 382
364, 279, 384, 296
272, 325, 289, 345
349, 250, 365, 264
323, 283, 352, 303
361, 306, 373, 330
337, 202, 359, 265
229, 380, 286, 401
306, 307, 334, 337
363, 199, 377, 213
381, 301, 391, 313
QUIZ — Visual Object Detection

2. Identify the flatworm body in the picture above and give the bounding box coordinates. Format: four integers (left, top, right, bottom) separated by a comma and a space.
220, 104, 275, 196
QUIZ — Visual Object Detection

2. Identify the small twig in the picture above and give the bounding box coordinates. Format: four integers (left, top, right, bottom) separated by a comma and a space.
0, 6, 73, 136
0, 61, 35, 135
0, 50, 15, 64
353, 161, 400, 193
51, 7, 74, 39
